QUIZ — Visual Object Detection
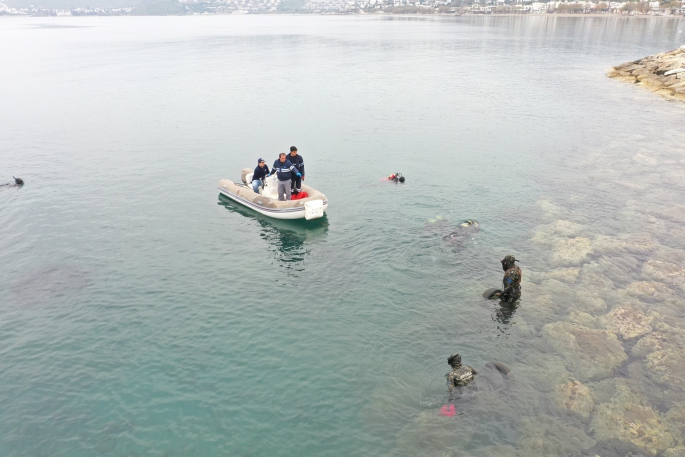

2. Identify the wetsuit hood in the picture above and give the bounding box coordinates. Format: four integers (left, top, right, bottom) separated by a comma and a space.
448, 353, 462, 369
501, 255, 517, 271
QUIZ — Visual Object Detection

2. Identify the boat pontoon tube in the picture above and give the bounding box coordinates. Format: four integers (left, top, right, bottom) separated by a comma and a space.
217, 168, 329, 220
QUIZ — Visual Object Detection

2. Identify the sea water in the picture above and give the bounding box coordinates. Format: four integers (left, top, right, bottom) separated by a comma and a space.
1, 14, 684, 456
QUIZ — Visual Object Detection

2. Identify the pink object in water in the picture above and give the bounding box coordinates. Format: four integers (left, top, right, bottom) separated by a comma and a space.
440, 404, 456, 417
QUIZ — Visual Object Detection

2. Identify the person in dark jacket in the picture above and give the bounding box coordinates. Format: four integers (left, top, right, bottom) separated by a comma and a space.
446, 353, 477, 392
498, 255, 522, 303
251, 158, 270, 194
288, 146, 305, 195
269, 153, 301, 201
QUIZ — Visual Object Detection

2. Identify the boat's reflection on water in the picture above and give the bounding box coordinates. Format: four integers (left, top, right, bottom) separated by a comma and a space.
218, 195, 329, 271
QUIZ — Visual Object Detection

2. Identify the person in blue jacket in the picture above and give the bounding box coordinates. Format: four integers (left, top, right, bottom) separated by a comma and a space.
251, 158, 270, 193
269, 153, 301, 201
288, 146, 305, 195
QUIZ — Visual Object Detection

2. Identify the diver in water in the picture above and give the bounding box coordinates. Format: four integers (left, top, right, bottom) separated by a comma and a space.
482, 255, 521, 303
443, 353, 511, 407
498, 255, 521, 303
2, 177, 24, 188
388, 172, 405, 183
446, 353, 478, 396
442, 219, 479, 245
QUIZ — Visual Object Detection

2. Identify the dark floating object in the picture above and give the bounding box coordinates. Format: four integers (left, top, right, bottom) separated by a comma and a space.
14, 177, 24, 185
486, 361, 511, 376
482, 287, 502, 299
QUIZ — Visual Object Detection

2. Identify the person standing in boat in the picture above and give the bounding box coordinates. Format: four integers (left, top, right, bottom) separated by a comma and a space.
251, 158, 270, 194
269, 153, 301, 201
288, 146, 305, 195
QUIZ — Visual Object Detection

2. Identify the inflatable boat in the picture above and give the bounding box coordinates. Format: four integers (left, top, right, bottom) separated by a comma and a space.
217, 168, 328, 220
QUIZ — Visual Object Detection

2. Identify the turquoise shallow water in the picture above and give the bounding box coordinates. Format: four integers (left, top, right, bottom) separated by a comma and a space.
1, 14, 685, 457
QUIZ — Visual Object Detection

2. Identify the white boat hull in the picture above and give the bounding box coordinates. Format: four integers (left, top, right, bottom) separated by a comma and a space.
217, 171, 328, 220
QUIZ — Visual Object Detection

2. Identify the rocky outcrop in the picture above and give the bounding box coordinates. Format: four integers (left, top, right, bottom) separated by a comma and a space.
607, 45, 685, 102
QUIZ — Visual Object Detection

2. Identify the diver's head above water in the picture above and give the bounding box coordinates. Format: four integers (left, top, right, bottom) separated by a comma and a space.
501, 255, 517, 271
447, 353, 462, 369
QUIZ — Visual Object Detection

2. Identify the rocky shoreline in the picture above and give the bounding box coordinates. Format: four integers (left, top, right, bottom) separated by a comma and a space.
607, 45, 685, 102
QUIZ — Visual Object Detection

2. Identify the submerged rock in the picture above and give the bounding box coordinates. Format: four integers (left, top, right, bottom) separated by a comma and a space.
625, 281, 674, 302
387, 410, 465, 457
578, 262, 616, 292
574, 290, 608, 313
520, 353, 572, 393
666, 402, 685, 436
633, 153, 659, 166
533, 267, 580, 284
643, 260, 685, 288
542, 322, 628, 380
552, 267, 581, 283
536, 198, 563, 220
632, 330, 684, 358
667, 227, 685, 247
645, 348, 685, 391
662, 447, 685, 457
539, 279, 576, 302
553, 380, 594, 418
523, 293, 557, 327
591, 378, 682, 455
470, 444, 517, 457
566, 311, 599, 329
592, 234, 660, 256
590, 381, 681, 455
587, 377, 646, 406
541, 219, 583, 237
551, 238, 593, 266
659, 205, 685, 224
552, 220, 583, 236
599, 306, 653, 340
516, 415, 595, 457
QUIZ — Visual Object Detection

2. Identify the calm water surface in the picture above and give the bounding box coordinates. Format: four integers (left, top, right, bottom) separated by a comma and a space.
1, 14, 685, 457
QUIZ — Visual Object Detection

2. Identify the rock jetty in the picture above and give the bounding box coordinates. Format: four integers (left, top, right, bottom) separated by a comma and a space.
607, 45, 685, 102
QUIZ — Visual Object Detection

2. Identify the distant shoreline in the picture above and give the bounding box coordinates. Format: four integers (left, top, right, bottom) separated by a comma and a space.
465, 12, 684, 17
1, 12, 685, 18
374, 12, 685, 17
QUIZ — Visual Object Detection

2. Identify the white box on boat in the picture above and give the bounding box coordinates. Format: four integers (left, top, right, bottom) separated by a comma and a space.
304, 200, 324, 220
